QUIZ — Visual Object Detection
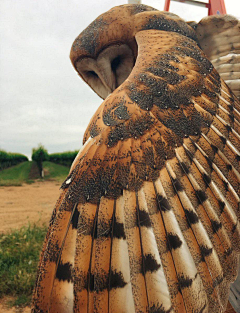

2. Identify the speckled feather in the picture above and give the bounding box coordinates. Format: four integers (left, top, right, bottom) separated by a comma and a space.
32, 4, 240, 313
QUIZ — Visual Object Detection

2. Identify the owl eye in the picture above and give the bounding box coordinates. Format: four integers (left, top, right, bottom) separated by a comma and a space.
87, 70, 98, 78
111, 56, 121, 72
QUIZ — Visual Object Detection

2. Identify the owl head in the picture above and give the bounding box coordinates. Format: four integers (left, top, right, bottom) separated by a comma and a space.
70, 4, 196, 99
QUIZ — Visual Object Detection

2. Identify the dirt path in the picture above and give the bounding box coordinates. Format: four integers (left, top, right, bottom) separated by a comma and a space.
0, 181, 61, 234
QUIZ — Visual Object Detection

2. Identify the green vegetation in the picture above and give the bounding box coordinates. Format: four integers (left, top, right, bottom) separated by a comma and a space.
31, 145, 78, 178
49, 150, 78, 167
42, 161, 70, 182
0, 150, 28, 170
32, 145, 49, 178
0, 160, 70, 186
0, 145, 76, 185
0, 224, 48, 307
0, 161, 33, 186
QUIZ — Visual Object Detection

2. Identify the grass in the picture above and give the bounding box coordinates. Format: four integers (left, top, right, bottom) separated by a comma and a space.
0, 224, 48, 307
42, 161, 70, 182
0, 161, 33, 186
0, 161, 70, 186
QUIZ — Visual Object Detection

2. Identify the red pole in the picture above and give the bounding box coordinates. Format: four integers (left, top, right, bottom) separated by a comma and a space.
209, 0, 227, 15
164, 0, 171, 11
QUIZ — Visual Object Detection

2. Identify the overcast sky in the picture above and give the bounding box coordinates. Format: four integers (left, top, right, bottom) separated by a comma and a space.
0, 0, 239, 159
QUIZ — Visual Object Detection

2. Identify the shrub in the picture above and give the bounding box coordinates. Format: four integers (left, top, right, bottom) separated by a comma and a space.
0, 150, 28, 170
49, 150, 78, 167
32, 145, 49, 178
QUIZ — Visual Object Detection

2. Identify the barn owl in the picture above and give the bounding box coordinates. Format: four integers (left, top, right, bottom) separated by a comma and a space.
32, 4, 240, 313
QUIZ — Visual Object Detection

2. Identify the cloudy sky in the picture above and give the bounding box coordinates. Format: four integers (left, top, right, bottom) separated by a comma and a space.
0, 0, 239, 159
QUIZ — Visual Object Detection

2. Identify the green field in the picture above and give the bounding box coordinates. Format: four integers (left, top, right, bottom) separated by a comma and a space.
0, 224, 48, 307
0, 161, 70, 186
42, 161, 70, 182
0, 161, 33, 186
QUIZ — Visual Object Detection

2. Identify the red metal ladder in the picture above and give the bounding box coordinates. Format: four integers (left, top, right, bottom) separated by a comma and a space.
164, 0, 226, 15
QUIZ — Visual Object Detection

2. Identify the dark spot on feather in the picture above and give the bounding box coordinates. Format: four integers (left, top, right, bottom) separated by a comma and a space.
89, 123, 101, 138
200, 245, 213, 258
205, 156, 213, 169
138, 209, 151, 228
72, 17, 108, 55
110, 270, 127, 289
71, 208, 79, 229
146, 66, 185, 85
143, 253, 161, 273
232, 222, 238, 233
128, 86, 154, 111
157, 194, 171, 211
228, 105, 234, 111
229, 114, 234, 122
218, 200, 225, 213
114, 105, 130, 120
204, 88, 218, 101
220, 136, 226, 145
211, 144, 218, 154
93, 271, 108, 292
113, 222, 126, 239
142, 14, 197, 41
196, 190, 207, 203
150, 304, 173, 313
167, 233, 182, 250
103, 109, 118, 126
173, 178, 183, 192
178, 274, 193, 288
225, 247, 233, 256
211, 220, 222, 233
203, 173, 211, 185
180, 162, 189, 174
223, 180, 228, 191
236, 155, 240, 162
226, 125, 232, 132
130, 4, 158, 15
184, 209, 199, 224
93, 220, 98, 239
213, 275, 223, 288
107, 114, 155, 147
163, 114, 201, 138
89, 273, 94, 291
56, 262, 73, 283
227, 164, 232, 171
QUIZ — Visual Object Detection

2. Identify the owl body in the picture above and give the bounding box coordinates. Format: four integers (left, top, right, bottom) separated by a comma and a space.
32, 5, 240, 313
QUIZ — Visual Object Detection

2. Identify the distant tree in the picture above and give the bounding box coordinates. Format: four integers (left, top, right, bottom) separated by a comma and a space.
32, 145, 49, 178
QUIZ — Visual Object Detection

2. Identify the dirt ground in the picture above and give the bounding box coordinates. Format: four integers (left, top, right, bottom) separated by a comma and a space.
0, 181, 61, 234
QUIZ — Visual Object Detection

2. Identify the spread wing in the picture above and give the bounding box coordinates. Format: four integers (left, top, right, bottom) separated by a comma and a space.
194, 15, 240, 100
32, 28, 240, 313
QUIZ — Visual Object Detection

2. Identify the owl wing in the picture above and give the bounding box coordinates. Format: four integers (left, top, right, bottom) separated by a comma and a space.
194, 14, 240, 100
32, 29, 240, 313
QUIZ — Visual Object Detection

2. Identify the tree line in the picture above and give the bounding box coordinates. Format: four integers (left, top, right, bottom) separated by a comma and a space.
0, 146, 79, 177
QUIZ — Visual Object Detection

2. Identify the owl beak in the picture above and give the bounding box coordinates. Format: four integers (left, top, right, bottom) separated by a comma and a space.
101, 71, 116, 95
